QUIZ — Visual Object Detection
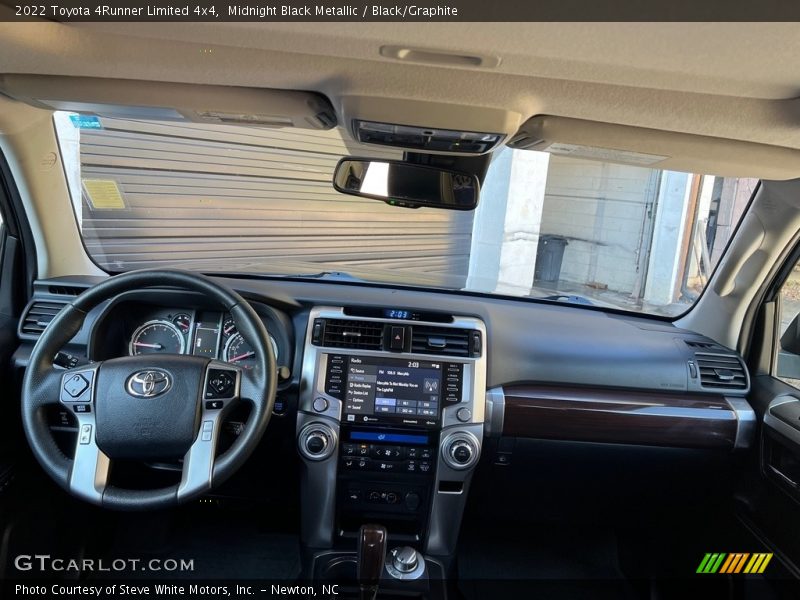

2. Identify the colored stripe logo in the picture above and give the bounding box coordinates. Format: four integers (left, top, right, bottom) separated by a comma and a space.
697, 553, 773, 574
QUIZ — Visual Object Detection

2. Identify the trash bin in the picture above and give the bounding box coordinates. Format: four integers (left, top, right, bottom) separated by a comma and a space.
534, 235, 569, 283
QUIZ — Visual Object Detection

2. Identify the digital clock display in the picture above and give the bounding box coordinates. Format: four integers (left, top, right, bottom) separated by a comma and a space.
384, 309, 412, 320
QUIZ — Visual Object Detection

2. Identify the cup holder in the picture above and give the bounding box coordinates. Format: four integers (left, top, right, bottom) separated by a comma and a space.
318, 555, 358, 582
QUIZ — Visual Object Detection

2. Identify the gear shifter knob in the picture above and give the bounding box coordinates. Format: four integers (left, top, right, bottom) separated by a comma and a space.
357, 524, 387, 600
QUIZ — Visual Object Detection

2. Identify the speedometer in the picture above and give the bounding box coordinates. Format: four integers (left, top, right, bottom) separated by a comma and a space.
129, 320, 186, 355
223, 333, 278, 369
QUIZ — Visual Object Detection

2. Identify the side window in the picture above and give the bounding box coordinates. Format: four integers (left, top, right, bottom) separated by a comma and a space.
776, 261, 800, 387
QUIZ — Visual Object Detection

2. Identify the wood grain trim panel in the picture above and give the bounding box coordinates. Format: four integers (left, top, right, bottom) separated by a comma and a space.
503, 385, 737, 449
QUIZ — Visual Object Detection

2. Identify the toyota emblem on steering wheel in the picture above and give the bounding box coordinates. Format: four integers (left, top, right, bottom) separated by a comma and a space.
126, 370, 172, 398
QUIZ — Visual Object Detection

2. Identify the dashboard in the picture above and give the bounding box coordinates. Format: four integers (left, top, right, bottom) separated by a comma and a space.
11, 274, 756, 566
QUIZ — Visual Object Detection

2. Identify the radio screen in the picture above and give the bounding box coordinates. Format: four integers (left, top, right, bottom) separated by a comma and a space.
343, 356, 442, 427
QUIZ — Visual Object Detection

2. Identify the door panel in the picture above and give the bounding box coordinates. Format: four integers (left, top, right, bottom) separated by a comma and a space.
736, 374, 800, 582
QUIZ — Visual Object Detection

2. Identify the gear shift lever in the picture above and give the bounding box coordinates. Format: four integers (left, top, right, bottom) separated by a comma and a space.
357, 524, 387, 600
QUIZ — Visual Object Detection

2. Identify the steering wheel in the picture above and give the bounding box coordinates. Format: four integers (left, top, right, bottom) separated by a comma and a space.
21, 269, 277, 510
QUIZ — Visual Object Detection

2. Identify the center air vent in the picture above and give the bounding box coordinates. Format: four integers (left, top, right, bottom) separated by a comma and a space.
685, 340, 720, 350
19, 299, 68, 338
695, 353, 748, 391
410, 325, 477, 357
319, 319, 384, 350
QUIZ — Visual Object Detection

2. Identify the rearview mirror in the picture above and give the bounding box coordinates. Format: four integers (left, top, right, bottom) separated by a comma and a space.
332, 158, 479, 210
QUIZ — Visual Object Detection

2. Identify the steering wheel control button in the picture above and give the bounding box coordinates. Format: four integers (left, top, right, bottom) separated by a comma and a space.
65, 374, 89, 397
205, 400, 224, 410
205, 368, 237, 399
79, 424, 92, 445
313, 396, 329, 413
62, 372, 93, 401
73, 404, 91, 414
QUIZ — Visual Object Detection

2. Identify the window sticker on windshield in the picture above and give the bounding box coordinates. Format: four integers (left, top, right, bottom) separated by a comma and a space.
543, 143, 668, 166
82, 179, 126, 210
68, 114, 103, 130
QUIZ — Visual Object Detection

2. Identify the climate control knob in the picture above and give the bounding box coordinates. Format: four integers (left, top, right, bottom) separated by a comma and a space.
298, 423, 336, 461
441, 431, 480, 470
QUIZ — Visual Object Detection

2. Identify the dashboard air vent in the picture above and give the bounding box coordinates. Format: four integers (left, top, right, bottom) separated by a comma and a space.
696, 353, 748, 391
47, 285, 83, 296
321, 319, 384, 350
19, 299, 68, 338
685, 340, 719, 350
410, 325, 474, 357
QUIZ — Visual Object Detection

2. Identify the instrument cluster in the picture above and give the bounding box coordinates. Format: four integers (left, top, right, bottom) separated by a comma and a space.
125, 308, 282, 370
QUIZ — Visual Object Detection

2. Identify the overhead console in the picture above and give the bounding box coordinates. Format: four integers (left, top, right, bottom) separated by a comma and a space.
353, 119, 503, 154
296, 306, 486, 560
339, 95, 520, 155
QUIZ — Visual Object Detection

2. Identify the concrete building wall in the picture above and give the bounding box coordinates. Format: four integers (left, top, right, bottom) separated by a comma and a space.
643, 171, 692, 304
539, 156, 657, 295
467, 147, 549, 295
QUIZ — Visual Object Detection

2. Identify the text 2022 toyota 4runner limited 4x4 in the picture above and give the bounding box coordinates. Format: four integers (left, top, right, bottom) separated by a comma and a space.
1, 14, 800, 600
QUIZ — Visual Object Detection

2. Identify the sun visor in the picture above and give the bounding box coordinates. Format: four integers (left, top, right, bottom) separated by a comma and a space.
509, 115, 800, 180
0, 74, 337, 129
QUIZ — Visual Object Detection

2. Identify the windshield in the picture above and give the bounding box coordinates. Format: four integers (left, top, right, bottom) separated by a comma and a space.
55, 112, 754, 317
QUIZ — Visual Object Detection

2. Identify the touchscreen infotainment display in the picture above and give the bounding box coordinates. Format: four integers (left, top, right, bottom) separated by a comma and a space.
342, 356, 443, 427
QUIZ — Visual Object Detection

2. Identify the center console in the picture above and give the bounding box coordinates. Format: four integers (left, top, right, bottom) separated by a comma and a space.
296, 306, 487, 580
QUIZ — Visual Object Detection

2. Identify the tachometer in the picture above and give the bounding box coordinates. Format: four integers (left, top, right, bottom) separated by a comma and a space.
129, 320, 186, 355
223, 332, 278, 369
